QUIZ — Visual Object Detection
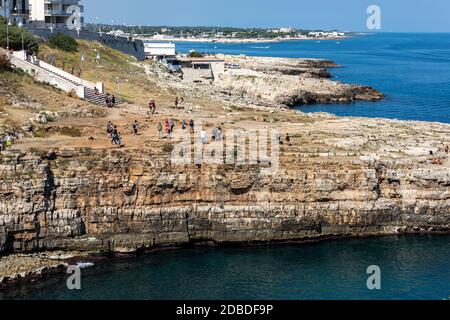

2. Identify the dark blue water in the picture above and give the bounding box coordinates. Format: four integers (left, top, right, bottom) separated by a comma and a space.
176, 33, 450, 123
1, 235, 450, 300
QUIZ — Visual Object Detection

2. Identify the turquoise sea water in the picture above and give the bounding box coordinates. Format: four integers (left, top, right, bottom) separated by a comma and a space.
1, 235, 450, 300
176, 33, 450, 123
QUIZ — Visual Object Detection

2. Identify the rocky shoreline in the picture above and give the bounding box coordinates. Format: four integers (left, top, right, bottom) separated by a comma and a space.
1, 113, 449, 289
145, 54, 384, 109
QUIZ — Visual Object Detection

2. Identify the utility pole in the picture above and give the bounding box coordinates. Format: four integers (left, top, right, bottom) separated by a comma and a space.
4, 0, 9, 50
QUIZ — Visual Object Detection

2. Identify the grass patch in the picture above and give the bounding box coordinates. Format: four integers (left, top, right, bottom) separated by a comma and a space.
57, 126, 82, 137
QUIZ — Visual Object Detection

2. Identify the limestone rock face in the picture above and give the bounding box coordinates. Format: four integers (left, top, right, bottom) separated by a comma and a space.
1, 133, 449, 254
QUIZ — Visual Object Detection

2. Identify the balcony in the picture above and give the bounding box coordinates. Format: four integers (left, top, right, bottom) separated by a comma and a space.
44, 0, 81, 4
10, 9, 31, 15
45, 9, 72, 16
44, 4, 84, 16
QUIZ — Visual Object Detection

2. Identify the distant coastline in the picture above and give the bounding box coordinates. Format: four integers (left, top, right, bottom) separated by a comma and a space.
137, 36, 349, 44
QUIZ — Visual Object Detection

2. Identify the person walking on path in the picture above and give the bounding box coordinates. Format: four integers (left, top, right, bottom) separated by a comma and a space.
111, 126, 121, 147
201, 129, 207, 145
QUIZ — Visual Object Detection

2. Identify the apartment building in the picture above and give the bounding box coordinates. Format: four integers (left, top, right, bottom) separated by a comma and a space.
29, 0, 84, 28
0, 0, 30, 23
1, 0, 83, 27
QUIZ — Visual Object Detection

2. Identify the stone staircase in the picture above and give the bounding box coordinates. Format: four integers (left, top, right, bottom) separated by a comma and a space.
38, 64, 80, 86
9, 50, 121, 106
84, 87, 123, 106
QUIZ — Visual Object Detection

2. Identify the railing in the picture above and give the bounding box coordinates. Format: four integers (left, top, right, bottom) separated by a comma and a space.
10, 50, 104, 97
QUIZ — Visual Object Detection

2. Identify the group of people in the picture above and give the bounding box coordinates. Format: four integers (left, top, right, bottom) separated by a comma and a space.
105, 94, 116, 108
431, 145, 450, 165
106, 121, 121, 147
0, 132, 15, 152
199, 126, 221, 145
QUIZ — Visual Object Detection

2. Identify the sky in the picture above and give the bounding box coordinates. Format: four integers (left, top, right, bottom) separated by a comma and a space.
83, 0, 450, 32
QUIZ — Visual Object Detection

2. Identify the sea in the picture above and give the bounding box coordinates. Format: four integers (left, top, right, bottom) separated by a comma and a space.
1, 235, 450, 300
176, 33, 450, 123
1, 33, 450, 300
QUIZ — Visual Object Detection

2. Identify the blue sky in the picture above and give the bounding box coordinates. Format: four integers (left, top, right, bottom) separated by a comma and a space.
83, 0, 450, 32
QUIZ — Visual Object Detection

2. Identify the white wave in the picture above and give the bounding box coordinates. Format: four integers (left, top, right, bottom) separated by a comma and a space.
76, 262, 95, 268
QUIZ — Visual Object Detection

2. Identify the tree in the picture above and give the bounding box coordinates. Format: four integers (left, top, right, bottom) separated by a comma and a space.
0, 17, 40, 54
48, 33, 79, 52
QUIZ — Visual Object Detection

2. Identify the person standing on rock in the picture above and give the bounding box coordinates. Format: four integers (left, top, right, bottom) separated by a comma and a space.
165, 119, 171, 140
189, 119, 195, 135
157, 122, 163, 139
132, 120, 139, 135
106, 121, 114, 138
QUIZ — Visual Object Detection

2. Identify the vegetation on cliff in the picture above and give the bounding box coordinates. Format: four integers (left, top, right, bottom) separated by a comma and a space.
48, 33, 79, 52
0, 17, 40, 54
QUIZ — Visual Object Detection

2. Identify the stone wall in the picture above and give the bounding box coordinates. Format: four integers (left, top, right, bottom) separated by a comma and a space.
26, 27, 146, 61
1, 148, 449, 254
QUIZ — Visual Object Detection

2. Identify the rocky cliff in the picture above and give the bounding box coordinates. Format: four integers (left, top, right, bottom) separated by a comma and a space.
2, 118, 449, 254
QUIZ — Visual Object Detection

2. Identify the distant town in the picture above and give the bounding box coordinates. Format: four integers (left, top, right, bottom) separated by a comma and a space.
84, 24, 349, 42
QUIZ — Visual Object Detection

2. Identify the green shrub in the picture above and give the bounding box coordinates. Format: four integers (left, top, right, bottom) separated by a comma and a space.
0, 53, 11, 72
188, 51, 204, 58
0, 17, 40, 54
48, 33, 78, 52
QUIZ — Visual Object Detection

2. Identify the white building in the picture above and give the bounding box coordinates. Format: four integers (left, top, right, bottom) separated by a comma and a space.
144, 42, 176, 60
29, 0, 84, 28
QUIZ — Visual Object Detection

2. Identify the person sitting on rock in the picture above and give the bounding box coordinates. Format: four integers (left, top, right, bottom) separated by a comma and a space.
5, 133, 13, 148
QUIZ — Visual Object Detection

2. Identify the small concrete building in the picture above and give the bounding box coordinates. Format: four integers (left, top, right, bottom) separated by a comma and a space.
144, 42, 176, 60
177, 56, 225, 83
